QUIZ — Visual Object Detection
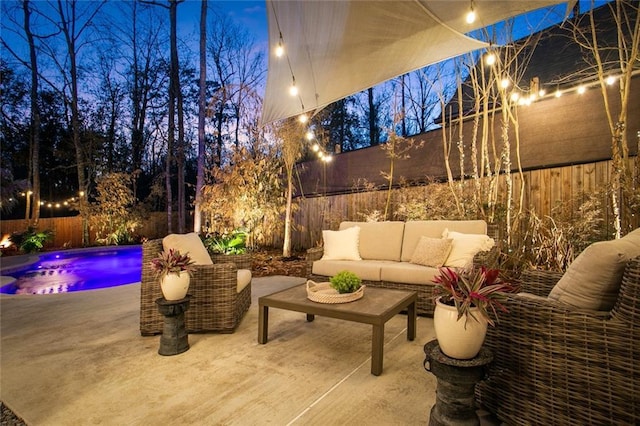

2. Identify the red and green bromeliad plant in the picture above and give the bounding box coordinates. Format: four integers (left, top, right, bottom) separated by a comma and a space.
432, 266, 519, 327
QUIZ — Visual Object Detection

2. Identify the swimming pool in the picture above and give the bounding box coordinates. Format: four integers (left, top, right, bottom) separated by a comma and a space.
0, 246, 142, 295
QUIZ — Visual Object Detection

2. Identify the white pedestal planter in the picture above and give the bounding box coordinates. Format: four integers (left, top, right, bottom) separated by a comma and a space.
433, 298, 488, 359
160, 272, 190, 301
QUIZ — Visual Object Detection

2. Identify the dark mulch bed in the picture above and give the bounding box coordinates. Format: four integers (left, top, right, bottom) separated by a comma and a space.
1, 402, 26, 426
251, 248, 307, 277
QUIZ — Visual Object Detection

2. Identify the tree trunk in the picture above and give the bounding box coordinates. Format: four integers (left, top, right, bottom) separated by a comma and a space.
368, 87, 378, 146
58, 0, 90, 245
23, 0, 41, 226
194, 0, 207, 234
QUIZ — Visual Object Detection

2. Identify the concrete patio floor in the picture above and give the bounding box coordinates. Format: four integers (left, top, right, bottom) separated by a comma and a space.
1, 274, 437, 425
1, 271, 502, 425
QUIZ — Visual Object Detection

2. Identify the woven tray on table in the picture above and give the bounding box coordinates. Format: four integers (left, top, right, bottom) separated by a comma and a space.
306, 280, 365, 304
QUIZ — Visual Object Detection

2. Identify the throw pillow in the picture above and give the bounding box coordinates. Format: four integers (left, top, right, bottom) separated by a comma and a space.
548, 237, 640, 311
442, 229, 495, 268
321, 226, 362, 261
410, 237, 453, 267
163, 232, 213, 265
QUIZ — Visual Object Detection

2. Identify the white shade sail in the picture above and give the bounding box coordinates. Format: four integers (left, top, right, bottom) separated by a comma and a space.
262, 0, 571, 125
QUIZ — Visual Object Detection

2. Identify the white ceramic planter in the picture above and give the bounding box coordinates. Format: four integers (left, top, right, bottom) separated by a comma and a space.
160, 271, 190, 301
433, 298, 488, 359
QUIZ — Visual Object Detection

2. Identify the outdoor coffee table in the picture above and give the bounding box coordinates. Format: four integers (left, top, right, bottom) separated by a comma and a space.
258, 284, 417, 376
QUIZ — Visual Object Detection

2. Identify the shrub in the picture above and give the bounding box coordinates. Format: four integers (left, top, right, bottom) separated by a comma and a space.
203, 229, 248, 255
9, 227, 54, 253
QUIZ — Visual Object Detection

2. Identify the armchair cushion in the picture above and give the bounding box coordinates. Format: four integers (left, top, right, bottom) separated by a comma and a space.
549, 235, 640, 311
237, 269, 252, 292
162, 232, 212, 265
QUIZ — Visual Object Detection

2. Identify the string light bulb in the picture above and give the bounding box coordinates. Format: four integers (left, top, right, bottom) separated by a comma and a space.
275, 32, 284, 57
577, 85, 586, 94
305, 130, 314, 140
466, 0, 476, 24
500, 78, 510, 89
555, 89, 562, 98
312, 143, 320, 152
289, 82, 298, 97
510, 92, 520, 102
538, 89, 546, 97
298, 113, 308, 123
275, 42, 284, 58
606, 75, 616, 85
484, 52, 496, 66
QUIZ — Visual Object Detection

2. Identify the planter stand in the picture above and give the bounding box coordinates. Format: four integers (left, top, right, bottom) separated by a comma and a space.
423, 340, 493, 426
155, 295, 191, 356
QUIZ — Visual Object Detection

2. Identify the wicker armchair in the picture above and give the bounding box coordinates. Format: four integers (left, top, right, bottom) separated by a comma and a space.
140, 239, 252, 335
475, 256, 640, 425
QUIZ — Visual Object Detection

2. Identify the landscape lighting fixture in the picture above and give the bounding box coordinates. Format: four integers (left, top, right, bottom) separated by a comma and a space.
466, 0, 476, 24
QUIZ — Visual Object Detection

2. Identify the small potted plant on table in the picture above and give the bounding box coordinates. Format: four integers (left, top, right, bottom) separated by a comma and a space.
307, 270, 365, 304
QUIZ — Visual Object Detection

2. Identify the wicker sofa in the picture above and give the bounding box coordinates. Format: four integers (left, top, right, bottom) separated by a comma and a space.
306, 220, 497, 316
476, 229, 640, 425
140, 237, 252, 335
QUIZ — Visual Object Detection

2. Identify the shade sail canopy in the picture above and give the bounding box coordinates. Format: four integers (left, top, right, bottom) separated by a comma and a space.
262, 0, 571, 125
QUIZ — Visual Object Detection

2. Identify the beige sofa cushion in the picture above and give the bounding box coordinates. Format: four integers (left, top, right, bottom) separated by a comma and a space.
380, 262, 440, 285
339, 221, 405, 261
312, 259, 385, 281
548, 231, 640, 311
401, 220, 487, 262
410, 237, 453, 267
321, 226, 362, 260
443, 230, 495, 268
163, 233, 213, 265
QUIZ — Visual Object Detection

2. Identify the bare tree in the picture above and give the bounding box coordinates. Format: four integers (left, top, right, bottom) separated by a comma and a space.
31, 0, 106, 244
569, 0, 640, 237
275, 118, 304, 258
207, 11, 264, 165
194, 0, 207, 234
23, 0, 41, 225
142, 0, 186, 233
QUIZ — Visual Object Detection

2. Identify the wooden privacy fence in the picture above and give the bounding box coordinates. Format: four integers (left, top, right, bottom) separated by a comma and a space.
0, 212, 183, 250
287, 157, 639, 249
2, 158, 636, 251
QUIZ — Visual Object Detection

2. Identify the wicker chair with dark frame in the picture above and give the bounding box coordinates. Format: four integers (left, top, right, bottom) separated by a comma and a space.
140, 239, 252, 335
475, 255, 640, 425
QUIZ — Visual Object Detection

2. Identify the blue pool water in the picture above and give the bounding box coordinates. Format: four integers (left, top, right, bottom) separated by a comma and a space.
0, 246, 142, 295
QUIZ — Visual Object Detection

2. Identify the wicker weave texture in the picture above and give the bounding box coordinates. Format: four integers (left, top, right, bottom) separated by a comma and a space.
475, 257, 640, 425
140, 239, 251, 335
